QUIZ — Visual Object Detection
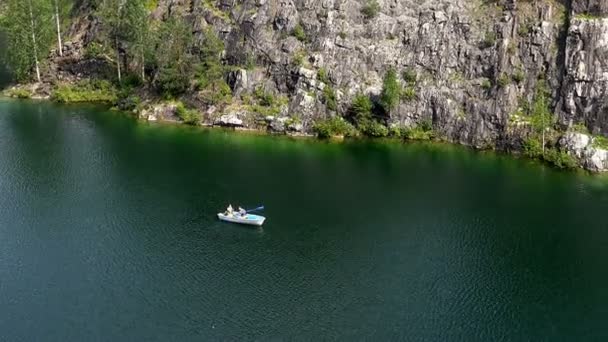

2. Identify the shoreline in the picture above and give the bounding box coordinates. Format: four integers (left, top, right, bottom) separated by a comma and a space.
1, 95, 606, 174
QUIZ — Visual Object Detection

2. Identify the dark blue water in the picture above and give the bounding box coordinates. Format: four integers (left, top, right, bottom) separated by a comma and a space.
1, 99, 607, 341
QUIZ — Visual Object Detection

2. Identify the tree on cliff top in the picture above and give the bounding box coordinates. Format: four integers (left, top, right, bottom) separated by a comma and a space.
0, 0, 54, 82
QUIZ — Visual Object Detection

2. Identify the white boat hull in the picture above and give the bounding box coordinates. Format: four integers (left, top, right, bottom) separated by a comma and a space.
217, 213, 266, 226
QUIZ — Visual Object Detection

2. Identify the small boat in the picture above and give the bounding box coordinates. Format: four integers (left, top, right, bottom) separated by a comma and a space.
217, 212, 266, 226
217, 205, 266, 226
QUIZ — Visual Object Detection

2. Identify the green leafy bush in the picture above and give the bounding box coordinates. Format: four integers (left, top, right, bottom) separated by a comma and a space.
389, 125, 402, 138
361, 0, 380, 19
481, 79, 492, 90
200, 80, 232, 105
84, 42, 107, 59
292, 24, 307, 42
358, 119, 388, 137
313, 116, 357, 138
523, 137, 543, 158
323, 85, 337, 111
403, 120, 434, 140
380, 68, 400, 113
543, 149, 578, 169
570, 122, 589, 134
483, 31, 497, 48
175, 102, 200, 125
401, 86, 416, 101
317, 67, 329, 83
512, 70, 525, 84
498, 73, 510, 88
254, 86, 276, 107
155, 65, 190, 98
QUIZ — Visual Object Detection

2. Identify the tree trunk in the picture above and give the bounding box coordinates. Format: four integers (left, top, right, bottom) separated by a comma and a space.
116, 40, 122, 83
141, 53, 145, 82
28, 0, 41, 83
542, 129, 546, 155
54, 0, 63, 57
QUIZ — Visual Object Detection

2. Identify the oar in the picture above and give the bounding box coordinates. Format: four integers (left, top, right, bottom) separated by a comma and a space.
245, 206, 265, 213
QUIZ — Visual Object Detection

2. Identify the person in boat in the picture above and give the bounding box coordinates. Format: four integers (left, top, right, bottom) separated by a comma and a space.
225, 204, 234, 216
238, 207, 246, 216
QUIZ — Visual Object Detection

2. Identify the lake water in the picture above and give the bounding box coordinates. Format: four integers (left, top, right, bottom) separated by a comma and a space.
1, 99, 607, 341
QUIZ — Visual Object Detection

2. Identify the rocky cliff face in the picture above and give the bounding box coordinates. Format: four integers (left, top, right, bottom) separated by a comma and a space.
44, 0, 608, 169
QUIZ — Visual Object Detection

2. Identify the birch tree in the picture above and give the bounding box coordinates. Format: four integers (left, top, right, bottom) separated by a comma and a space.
99, 0, 149, 83
53, 0, 72, 57
0, 0, 53, 82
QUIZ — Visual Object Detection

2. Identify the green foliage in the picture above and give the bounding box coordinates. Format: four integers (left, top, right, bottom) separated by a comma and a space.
361, 0, 380, 19
313, 116, 357, 138
350, 93, 373, 119
483, 31, 497, 48
200, 80, 232, 105
116, 93, 141, 111
512, 69, 525, 84
292, 50, 306, 66
175, 102, 200, 125
592, 136, 608, 150
51, 79, 118, 103
544, 149, 577, 169
317, 67, 329, 83
196, 27, 225, 89
575, 13, 603, 20
497, 73, 510, 88
358, 119, 388, 137
146, 0, 159, 11
322, 85, 337, 111
523, 137, 543, 158
481, 78, 492, 90
380, 68, 400, 114
529, 80, 554, 136
401, 86, 416, 101
388, 125, 402, 138
507, 41, 517, 55
403, 120, 434, 140
402, 68, 417, 84
254, 86, 276, 107
5, 88, 32, 99
518, 22, 532, 36
524, 137, 577, 169
292, 24, 306, 42
1, 0, 54, 81
84, 42, 108, 59
570, 122, 589, 134
153, 15, 194, 97
338, 31, 347, 39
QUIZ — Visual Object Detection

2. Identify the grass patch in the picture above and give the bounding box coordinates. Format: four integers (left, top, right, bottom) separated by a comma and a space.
4, 88, 32, 99
592, 136, 608, 150
51, 80, 118, 103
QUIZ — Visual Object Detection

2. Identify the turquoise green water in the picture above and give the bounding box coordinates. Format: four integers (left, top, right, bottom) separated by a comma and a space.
1, 99, 607, 341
